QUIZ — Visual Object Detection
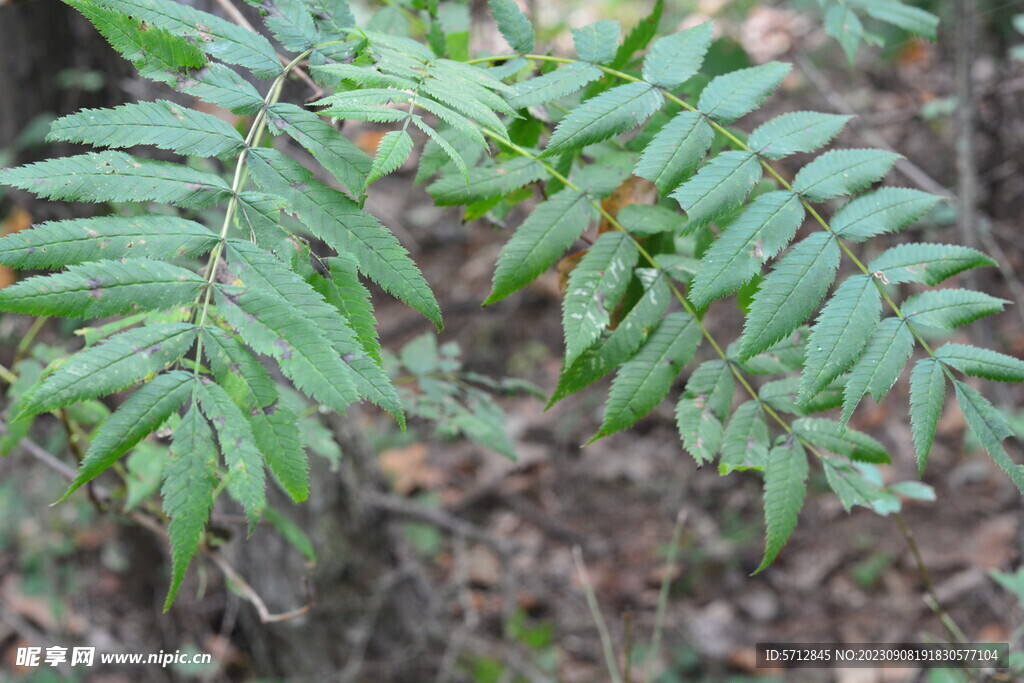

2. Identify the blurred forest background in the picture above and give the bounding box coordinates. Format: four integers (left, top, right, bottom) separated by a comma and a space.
1, 0, 1024, 681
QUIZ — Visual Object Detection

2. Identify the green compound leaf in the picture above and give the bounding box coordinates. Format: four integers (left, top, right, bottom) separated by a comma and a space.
800, 274, 881, 404
822, 458, 887, 512
485, 188, 596, 304
671, 150, 761, 230
641, 22, 712, 88
0, 216, 216, 270
675, 394, 723, 466
634, 111, 713, 196
792, 149, 901, 202
247, 149, 441, 330
902, 288, 1008, 331
954, 379, 1024, 495
562, 232, 638, 367
590, 311, 701, 442
739, 328, 808, 376
365, 129, 414, 189
676, 359, 734, 466
719, 401, 770, 474
841, 317, 914, 424
202, 327, 277, 412
689, 190, 804, 309
824, 4, 864, 64
428, 157, 545, 206
47, 100, 244, 159
0, 151, 231, 210
18, 323, 197, 419
747, 111, 852, 160
857, 0, 939, 40
263, 0, 320, 52
909, 358, 946, 475
831, 187, 940, 242
162, 406, 218, 611
197, 381, 266, 526
203, 328, 308, 502
549, 270, 670, 406
506, 62, 603, 109
610, 0, 663, 69
489, 0, 534, 53
226, 239, 402, 425
936, 344, 1024, 383
0, 259, 206, 318
61, 371, 195, 502
739, 232, 841, 361
413, 119, 471, 184
792, 417, 889, 464
182, 63, 264, 115
572, 20, 620, 64
66, 0, 207, 86
755, 436, 808, 573
868, 243, 995, 286
684, 359, 735, 421
313, 255, 382, 363
266, 103, 372, 197
236, 192, 290, 256
97, 0, 281, 78
697, 62, 791, 123
541, 82, 663, 158
214, 284, 359, 415
617, 204, 681, 236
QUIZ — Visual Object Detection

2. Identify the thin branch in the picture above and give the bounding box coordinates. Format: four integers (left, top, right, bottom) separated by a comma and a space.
365, 490, 516, 555
210, 0, 324, 99
573, 545, 624, 683
650, 509, 687, 661
204, 550, 314, 624
893, 512, 965, 646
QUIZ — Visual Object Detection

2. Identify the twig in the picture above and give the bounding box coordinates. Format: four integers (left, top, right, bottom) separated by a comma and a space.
365, 490, 517, 554
573, 545, 623, 683
210, 0, 324, 100
954, 0, 979, 268
894, 512, 965, 646
204, 550, 313, 624
650, 509, 687, 664
434, 535, 475, 683
338, 567, 416, 683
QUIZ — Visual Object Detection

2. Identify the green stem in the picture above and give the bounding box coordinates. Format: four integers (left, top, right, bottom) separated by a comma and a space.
15, 316, 49, 365
189, 50, 314, 382
0, 362, 16, 386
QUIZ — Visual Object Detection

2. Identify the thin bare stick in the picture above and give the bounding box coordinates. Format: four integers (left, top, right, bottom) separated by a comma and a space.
210, 0, 324, 99
894, 512, 965, 646
573, 545, 623, 683
651, 509, 687, 662
365, 490, 516, 554
204, 550, 313, 623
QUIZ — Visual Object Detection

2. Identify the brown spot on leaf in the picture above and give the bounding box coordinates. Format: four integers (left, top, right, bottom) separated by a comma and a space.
273, 338, 294, 360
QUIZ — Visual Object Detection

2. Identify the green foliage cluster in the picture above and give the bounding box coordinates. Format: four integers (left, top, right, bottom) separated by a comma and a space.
813, 0, 939, 62
0, 0, 1020, 606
